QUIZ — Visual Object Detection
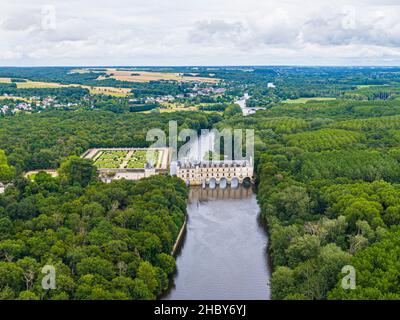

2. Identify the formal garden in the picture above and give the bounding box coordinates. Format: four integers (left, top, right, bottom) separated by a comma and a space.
92, 149, 161, 169
93, 150, 127, 168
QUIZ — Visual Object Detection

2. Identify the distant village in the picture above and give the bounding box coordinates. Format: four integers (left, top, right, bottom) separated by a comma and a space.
0, 82, 231, 115
133, 85, 227, 104
0, 94, 78, 115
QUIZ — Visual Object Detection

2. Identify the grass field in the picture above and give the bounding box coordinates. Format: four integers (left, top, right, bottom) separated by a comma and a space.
16, 81, 68, 89
90, 68, 220, 83
158, 102, 197, 112
85, 86, 131, 97
283, 97, 337, 104
14, 80, 131, 97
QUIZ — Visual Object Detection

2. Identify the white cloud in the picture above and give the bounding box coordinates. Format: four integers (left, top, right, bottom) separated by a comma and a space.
1, 0, 400, 65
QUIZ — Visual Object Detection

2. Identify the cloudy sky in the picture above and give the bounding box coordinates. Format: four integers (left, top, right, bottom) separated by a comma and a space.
1, 0, 400, 66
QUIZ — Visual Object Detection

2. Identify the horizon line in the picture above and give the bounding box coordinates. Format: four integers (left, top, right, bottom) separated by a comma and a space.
1, 65, 400, 68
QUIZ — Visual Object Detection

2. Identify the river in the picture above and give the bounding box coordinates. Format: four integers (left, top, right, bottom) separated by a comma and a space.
236, 93, 251, 116
163, 132, 271, 300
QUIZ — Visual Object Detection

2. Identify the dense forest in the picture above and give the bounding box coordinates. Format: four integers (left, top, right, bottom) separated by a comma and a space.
0, 159, 187, 299
219, 97, 400, 299
0, 83, 89, 99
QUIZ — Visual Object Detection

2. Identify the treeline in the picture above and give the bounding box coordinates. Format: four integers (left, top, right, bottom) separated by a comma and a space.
129, 103, 159, 112
0, 83, 89, 100
0, 150, 15, 184
0, 67, 102, 85
0, 157, 187, 300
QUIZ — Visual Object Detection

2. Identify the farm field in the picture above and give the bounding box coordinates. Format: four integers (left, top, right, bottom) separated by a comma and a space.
85, 85, 131, 96
14, 80, 132, 97
92, 68, 220, 83
16, 81, 66, 89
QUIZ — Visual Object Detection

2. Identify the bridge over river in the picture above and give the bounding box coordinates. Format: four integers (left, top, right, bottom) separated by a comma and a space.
163, 130, 271, 300
172, 160, 253, 188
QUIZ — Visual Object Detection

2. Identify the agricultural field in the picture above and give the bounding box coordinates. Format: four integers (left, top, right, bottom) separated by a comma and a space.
86, 86, 131, 97
16, 81, 69, 89
93, 150, 127, 168
14, 80, 131, 97
92, 68, 220, 83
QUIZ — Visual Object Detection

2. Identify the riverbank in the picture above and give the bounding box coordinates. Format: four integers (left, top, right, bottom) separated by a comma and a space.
171, 216, 187, 256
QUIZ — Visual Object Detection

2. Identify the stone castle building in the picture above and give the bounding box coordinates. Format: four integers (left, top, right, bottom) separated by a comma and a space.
172, 160, 253, 188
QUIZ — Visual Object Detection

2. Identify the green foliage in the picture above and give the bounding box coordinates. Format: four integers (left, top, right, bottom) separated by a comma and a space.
329, 228, 400, 300
285, 129, 364, 152
59, 156, 97, 187
267, 185, 312, 223
0, 150, 16, 183
0, 175, 187, 299
223, 104, 242, 118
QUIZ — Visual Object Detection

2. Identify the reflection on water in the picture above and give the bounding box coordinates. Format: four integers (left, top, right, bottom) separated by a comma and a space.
189, 185, 253, 201
163, 186, 271, 300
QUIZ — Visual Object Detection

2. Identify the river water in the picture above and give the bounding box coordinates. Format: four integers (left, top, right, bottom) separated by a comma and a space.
163, 186, 271, 300
163, 132, 271, 300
